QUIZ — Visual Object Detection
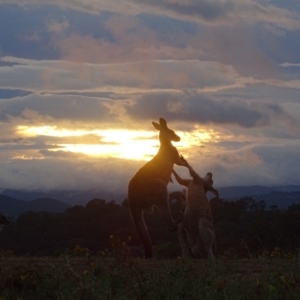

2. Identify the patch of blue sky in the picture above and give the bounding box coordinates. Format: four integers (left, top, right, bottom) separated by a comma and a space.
62, 9, 113, 40
0, 4, 114, 59
255, 29, 300, 66
0, 4, 60, 59
0, 89, 31, 99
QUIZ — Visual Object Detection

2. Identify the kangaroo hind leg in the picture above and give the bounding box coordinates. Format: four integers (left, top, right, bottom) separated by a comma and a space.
150, 179, 177, 231
177, 224, 191, 258
130, 206, 153, 259
198, 218, 215, 259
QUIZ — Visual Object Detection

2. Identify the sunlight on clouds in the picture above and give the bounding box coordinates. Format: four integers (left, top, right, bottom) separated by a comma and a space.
11, 155, 44, 160
180, 126, 214, 148
17, 125, 160, 161
59, 141, 157, 160
16, 125, 216, 161
17, 126, 90, 137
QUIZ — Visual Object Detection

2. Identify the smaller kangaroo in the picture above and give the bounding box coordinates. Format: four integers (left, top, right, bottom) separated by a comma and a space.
0, 212, 9, 232
172, 156, 218, 259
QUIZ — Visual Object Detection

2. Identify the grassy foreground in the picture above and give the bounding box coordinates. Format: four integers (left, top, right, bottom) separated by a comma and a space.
0, 238, 300, 300
0, 253, 300, 300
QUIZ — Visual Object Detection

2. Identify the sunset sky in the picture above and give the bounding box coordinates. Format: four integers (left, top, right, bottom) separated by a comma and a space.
0, 1, 300, 195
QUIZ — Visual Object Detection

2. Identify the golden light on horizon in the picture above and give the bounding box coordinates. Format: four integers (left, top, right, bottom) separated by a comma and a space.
16, 125, 215, 161
17, 126, 93, 137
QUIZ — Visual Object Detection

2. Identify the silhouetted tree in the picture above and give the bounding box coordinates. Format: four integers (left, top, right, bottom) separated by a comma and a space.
0, 195, 299, 258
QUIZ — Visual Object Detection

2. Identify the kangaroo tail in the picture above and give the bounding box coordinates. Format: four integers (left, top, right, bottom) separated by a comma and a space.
129, 206, 153, 259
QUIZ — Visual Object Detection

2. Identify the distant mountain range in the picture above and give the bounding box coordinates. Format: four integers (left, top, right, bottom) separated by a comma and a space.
211, 185, 300, 209
0, 194, 70, 218
216, 185, 300, 209
0, 185, 300, 218
1, 188, 125, 206
217, 185, 300, 199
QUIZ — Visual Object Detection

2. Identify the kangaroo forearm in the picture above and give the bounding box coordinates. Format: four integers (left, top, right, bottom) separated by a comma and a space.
172, 169, 183, 184
172, 170, 190, 187
187, 165, 201, 181
174, 153, 187, 166
210, 187, 219, 197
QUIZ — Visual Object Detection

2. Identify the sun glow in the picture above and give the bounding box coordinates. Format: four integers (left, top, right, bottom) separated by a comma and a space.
17, 126, 161, 160
17, 126, 95, 137
17, 125, 214, 161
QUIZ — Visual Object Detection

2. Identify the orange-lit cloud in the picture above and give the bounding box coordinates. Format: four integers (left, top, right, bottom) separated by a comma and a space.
15, 124, 218, 161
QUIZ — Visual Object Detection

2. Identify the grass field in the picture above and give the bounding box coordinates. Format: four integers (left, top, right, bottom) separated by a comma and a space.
1, 253, 300, 300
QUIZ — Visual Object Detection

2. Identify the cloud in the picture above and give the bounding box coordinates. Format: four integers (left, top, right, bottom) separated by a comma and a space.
1, 57, 238, 94
200, 26, 279, 77
0, 141, 57, 151
0, 1, 299, 192
39, 149, 83, 158
174, 140, 300, 188
46, 16, 205, 64
2, 0, 299, 31
1, 5, 297, 78
46, 18, 69, 34
2, 56, 291, 97
1, 132, 299, 192
0, 155, 142, 191
0, 80, 298, 135
125, 91, 289, 128
0, 95, 113, 123
280, 62, 300, 68
40, 13, 291, 77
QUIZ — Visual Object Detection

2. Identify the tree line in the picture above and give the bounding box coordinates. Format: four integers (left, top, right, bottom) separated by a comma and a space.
0, 196, 299, 258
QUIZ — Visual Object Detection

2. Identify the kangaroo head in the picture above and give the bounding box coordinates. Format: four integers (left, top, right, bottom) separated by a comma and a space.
203, 172, 213, 185
0, 213, 9, 226
203, 172, 219, 197
152, 118, 180, 143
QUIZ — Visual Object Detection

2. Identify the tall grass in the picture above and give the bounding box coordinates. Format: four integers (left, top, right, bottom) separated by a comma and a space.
0, 239, 300, 300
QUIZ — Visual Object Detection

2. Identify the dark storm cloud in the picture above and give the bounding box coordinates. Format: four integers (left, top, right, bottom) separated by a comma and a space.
183, 95, 266, 127
128, 92, 285, 128
0, 94, 117, 123
134, 0, 233, 21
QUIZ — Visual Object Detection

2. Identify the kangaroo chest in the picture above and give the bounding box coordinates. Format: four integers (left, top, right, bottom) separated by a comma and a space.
133, 145, 178, 184
185, 181, 212, 218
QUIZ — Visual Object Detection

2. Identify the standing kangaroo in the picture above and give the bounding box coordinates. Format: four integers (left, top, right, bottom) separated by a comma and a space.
128, 118, 186, 259
172, 156, 218, 259
0, 212, 9, 232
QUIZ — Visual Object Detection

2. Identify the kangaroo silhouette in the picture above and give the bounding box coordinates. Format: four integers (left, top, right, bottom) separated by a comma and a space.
128, 118, 186, 258
172, 156, 218, 259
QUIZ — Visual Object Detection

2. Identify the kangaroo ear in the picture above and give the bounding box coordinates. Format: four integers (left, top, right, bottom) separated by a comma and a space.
152, 121, 161, 130
159, 118, 167, 127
